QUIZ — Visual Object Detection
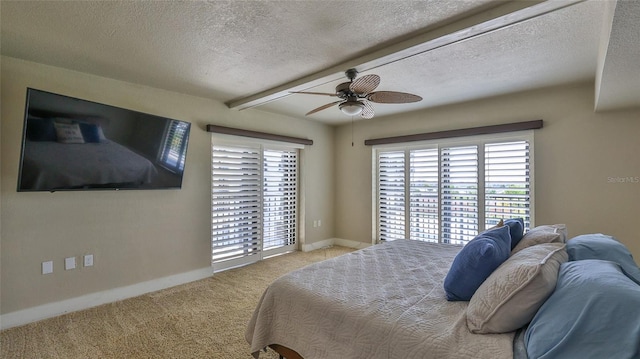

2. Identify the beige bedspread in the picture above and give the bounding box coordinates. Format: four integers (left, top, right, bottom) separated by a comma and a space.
246, 240, 514, 359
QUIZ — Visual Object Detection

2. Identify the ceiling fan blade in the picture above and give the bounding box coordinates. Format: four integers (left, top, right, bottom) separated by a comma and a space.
361, 101, 375, 119
290, 91, 337, 97
306, 100, 342, 116
350, 74, 380, 95
368, 91, 422, 104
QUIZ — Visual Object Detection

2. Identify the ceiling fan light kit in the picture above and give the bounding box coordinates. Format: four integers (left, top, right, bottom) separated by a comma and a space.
292, 68, 423, 119
339, 100, 364, 116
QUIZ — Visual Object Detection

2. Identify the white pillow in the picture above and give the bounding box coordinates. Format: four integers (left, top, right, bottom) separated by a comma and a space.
54, 122, 85, 144
511, 224, 566, 255
466, 243, 568, 334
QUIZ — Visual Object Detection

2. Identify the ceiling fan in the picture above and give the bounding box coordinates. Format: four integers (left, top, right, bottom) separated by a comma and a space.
291, 68, 423, 119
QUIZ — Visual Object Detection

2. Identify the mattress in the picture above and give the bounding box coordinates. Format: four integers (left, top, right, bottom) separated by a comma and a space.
246, 240, 515, 359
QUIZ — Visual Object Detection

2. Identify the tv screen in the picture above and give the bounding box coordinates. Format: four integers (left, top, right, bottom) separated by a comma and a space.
17, 88, 191, 192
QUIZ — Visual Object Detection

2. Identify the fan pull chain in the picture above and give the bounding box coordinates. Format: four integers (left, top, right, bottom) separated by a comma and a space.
351, 116, 354, 147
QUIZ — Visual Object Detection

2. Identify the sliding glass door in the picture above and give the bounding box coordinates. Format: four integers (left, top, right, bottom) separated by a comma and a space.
211, 139, 299, 272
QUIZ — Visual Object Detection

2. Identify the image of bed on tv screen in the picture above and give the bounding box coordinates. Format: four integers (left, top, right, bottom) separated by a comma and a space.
18, 88, 191, 192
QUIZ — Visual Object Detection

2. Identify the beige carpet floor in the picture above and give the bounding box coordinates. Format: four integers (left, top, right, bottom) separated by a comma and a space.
0, 246, 354, 359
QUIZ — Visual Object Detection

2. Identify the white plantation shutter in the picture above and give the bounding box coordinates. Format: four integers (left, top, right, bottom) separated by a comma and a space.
409, 148, 439, 242
441, 146, 479, 244
263, 149, 297, 250
212, 140, 299, 271
378, 151, 406, 241
211, 145, 262, 267
485, 141, 531, 228
375, 132, 533, 244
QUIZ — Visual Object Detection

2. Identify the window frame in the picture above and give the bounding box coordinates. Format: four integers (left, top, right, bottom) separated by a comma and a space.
211, 134, 303, 272
372, 130, 535, 245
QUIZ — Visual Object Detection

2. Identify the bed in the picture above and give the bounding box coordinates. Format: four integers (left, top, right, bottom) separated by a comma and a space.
246, 228, 640, 359
20, 111, 160, 191
20, 139, 158, 190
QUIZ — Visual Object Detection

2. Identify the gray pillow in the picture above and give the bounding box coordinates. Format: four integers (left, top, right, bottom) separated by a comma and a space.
467, 243, 567, 334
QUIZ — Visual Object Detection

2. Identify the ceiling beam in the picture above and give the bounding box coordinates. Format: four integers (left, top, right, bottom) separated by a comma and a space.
226, 0, 586, 111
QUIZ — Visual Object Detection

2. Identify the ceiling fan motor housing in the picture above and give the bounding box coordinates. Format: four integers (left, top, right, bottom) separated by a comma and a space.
345, 68, 359, 80
335, 82, 353, 98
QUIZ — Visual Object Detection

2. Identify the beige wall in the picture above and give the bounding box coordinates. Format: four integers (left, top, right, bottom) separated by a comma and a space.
334, 82, 640, 259
3, 56, 639, 317
0, 57, 334, 314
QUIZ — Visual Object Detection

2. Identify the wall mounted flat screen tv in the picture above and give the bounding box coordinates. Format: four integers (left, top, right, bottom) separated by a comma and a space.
17, 88, 191, 192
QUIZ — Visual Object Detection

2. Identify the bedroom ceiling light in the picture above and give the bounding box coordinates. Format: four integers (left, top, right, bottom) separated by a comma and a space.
339, 100, 364, 116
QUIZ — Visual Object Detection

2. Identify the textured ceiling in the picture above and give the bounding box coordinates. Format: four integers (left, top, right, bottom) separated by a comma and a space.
1, 0, 638, 125
260, 0, 605, 124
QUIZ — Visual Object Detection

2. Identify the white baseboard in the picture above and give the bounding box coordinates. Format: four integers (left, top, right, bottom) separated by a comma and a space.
301, 238, 335, 251
1, 240, 370, 330
301, 238, 372, 252
0, 266, 214, 330
333, 238, 372, 249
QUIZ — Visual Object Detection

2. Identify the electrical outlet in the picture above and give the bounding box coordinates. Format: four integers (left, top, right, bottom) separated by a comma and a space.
65, 257, 76, 270
84, 254, 94, 267
42, 261, 53, 275
318, 220, 321, 227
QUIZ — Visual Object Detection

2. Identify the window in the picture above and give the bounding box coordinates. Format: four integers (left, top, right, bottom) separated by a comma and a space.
262, 149, 298, 250
211, 139, 299, 271
159, 120, 190, 172
375, 132, 533, 245
484, 141, 531, 225
378, 151, 405, 241
441, 145, 479, 243
409, 148, 439, 242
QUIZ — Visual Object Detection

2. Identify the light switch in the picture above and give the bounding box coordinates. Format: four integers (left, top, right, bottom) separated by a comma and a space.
65, 257, 76, 270
42, 261, 53, 275
84, 254, 94, 267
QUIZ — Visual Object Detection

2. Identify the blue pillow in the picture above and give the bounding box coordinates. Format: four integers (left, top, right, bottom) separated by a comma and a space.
504, 218, 525, 249
525, 260, 640, 359
444, 225, 511, 301
78, 122, 102, 143
26, 116, 57, 141
567, 233, 640, 285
